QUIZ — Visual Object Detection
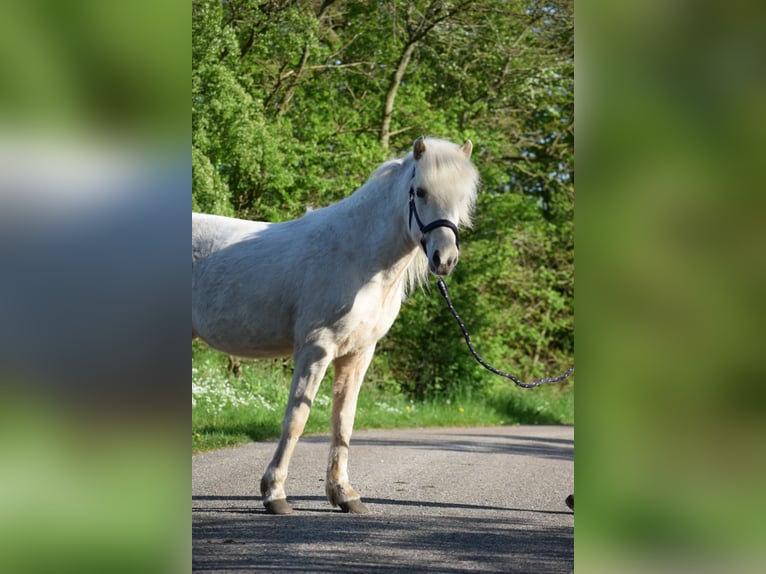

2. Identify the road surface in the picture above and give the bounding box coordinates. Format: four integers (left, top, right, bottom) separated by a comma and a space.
193, 425, 573, 573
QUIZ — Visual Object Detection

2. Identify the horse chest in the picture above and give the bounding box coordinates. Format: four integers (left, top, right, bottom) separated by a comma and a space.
334, 284, 402, 354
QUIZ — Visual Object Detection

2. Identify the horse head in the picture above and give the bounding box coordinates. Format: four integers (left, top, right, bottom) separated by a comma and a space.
407, 137, 478, 276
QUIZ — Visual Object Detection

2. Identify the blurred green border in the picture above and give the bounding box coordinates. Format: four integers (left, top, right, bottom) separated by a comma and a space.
0, 2, 190, 573
576, 1, 766, 570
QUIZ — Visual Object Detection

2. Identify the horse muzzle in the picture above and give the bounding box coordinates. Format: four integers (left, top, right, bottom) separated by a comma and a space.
430, 248, 458, 276
423, 229, 459, 276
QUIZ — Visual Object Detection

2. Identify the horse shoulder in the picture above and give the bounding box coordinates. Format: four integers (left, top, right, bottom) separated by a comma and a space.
331, 276, 405, 356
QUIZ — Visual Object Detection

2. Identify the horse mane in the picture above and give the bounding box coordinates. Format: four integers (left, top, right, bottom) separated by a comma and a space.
404, 225, 431, 296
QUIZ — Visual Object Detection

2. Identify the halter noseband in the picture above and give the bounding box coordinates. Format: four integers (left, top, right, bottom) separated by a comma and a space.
408, 176, 460, 253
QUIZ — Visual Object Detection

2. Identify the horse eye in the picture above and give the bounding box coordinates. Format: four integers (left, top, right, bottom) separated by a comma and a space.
416, 187, 427, 198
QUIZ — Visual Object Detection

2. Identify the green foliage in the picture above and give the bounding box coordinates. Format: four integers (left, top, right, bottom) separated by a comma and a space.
192, 0, 300, 220
192, 0, 574, 404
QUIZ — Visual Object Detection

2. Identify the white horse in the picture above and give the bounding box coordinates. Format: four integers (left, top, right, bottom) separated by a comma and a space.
192, 137, 478, 514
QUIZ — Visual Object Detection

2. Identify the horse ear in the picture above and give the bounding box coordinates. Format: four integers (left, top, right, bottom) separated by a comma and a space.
413, 137, 427, 160
461, 140, 473, 158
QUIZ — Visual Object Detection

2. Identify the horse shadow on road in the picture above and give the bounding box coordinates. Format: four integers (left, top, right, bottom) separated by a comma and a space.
193, 494, 573, 516
298, 430, 574, 461
193, 505, 573, 573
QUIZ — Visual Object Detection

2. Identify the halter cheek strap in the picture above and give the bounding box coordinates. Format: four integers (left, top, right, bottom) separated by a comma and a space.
408, 186, 460, 252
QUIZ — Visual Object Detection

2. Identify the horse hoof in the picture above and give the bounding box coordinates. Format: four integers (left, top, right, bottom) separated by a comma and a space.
339, 499, 369, 514
264, 499, 293, 515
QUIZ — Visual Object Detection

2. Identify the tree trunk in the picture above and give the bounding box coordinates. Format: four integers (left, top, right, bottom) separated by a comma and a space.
380, 41, 416, 149
276, 43, 311, 117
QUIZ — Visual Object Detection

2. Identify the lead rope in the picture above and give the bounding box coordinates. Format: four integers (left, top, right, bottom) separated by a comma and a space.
436, 276, 574, 388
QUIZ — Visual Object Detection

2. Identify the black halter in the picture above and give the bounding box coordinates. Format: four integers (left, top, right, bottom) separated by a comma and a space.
408, 179, 460, 254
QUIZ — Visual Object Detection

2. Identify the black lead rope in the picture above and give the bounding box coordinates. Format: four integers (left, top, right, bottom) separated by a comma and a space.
436, 276, 575, 388
407, 168, 573, 388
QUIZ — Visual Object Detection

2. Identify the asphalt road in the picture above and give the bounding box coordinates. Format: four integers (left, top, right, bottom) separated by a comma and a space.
193, 425, 574, 573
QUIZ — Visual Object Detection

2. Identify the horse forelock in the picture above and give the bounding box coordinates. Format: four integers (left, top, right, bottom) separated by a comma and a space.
413, 138, 479, 229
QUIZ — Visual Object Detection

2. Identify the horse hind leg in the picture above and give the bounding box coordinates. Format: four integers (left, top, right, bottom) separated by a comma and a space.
326, 345, 376, 514
260, 344, 332, 514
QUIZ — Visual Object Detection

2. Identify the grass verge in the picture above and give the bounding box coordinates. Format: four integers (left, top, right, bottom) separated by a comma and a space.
192, 342, 573, 453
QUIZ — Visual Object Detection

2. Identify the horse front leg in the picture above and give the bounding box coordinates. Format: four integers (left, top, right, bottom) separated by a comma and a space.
260, 344, 332, 514
326, 345, 376, 514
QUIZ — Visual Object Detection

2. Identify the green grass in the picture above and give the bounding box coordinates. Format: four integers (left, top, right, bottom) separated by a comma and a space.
192, 342, 573, 453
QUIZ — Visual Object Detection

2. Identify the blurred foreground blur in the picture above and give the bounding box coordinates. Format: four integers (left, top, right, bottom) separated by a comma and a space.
0, 138, 188, 410
0, 133, 189, 574
577, 1, 766, 572
0, 2, 188, 573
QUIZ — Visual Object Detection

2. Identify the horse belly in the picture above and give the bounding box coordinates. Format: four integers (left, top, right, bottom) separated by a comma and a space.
200, 321, 294, 358
193, 301, 295, 358
192, 262, 297, 358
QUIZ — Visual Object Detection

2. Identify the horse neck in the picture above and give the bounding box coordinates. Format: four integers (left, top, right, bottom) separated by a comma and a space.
340, 167, 418, 284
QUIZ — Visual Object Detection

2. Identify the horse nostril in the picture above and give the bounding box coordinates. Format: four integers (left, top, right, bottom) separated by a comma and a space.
432, 250, 441, 267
